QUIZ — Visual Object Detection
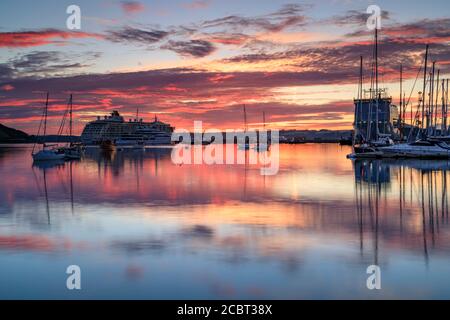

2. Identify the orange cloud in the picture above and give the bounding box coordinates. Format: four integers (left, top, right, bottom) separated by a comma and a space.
0, 29, 103, 48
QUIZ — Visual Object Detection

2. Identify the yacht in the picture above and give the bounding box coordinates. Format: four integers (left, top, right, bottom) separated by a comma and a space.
380, 139, 450, 158
32, 93, 66, 161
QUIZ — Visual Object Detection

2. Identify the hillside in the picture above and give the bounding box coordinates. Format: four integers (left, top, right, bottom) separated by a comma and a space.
0, 123, 31, 143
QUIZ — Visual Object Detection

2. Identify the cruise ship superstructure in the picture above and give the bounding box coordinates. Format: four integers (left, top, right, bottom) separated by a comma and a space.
81, 111, 174, 146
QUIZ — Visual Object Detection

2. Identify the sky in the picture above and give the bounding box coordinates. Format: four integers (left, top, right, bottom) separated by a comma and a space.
0, 0, 450, 134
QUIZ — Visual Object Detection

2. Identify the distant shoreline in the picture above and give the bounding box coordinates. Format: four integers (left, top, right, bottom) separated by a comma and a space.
1, 121, 352, 145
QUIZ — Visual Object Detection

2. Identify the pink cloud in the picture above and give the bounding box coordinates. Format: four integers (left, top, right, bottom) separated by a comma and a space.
120, 1, 145, 14
183, 0, 211, 10
164, 84, 188, 92
0, 84, 14, 91
0, 29, 103, 48
209, 74, 235, 83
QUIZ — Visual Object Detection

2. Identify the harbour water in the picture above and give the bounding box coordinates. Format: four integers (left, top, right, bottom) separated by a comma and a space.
1, 143, 450, 299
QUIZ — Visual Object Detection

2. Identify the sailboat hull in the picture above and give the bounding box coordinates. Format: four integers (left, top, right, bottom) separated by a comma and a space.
32, 150, 65, 161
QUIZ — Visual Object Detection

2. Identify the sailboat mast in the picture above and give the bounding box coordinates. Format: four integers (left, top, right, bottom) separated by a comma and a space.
263, 111, 266, 130
359, 56, 363, 100
69, 94, 73, 138
434, 69, 440, 135
442, 79, 445, 136
356, 56, 363, 146
445, 79, 448, 135
421, 45, 429, 130
375, 28, 378, 95
400, 64, 403, 138
243, 105, 248, 132
430, 62, 436, 133
43, 92, 49, 148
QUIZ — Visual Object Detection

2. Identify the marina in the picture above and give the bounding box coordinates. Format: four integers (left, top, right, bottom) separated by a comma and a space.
349, 29, 450, 160
1, 0, 450, 303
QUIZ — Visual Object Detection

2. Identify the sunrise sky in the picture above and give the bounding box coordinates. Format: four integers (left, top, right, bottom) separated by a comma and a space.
1, 0, 450, 134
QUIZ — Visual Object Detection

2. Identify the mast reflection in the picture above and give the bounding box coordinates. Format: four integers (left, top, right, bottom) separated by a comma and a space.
353, 159, 450, 266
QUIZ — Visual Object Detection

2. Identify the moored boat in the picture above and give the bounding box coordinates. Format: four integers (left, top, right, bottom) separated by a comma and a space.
32, 93, 66, 162
380, 139, 450, 159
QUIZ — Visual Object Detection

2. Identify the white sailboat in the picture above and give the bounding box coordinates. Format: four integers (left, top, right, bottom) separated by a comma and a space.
61, 94, 82, 160
380, 139, 450, 158
32, 93, 66, 161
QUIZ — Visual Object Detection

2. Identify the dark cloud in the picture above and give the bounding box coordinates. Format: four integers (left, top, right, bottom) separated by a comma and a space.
224, 36, 450, 79
201, 4, 308, 33
162, 39, 216, 58
327, 9, 391, 27
2, 51, 101, 79
0, 64, 15, 81
106, 26, 169, 45
204, 32, 250, 45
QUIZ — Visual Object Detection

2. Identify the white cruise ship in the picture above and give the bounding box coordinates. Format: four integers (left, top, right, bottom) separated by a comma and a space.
81, 111, 174, 146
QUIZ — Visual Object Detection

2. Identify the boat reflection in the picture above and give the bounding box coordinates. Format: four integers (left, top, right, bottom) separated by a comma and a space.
3, 145, 450, 298
353, 159, 450, 266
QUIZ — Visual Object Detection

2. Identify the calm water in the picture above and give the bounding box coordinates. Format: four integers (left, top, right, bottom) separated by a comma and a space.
1, 144, 450, 299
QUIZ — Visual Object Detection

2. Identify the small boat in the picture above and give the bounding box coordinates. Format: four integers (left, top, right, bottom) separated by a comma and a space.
100, 140, 115, 151
63, 144, 83, 159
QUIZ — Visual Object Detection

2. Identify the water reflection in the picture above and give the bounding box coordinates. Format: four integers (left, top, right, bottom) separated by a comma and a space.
353, 159, 450, 268
1, 144, 450, 298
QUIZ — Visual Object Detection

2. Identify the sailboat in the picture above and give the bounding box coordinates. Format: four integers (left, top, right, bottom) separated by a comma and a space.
378, 45, 450, 158
253, 111, 269, 151
349, 29, 393, 159
238, 104, 251, 150
61, 94, 83, 160
32, 93, 66, 161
